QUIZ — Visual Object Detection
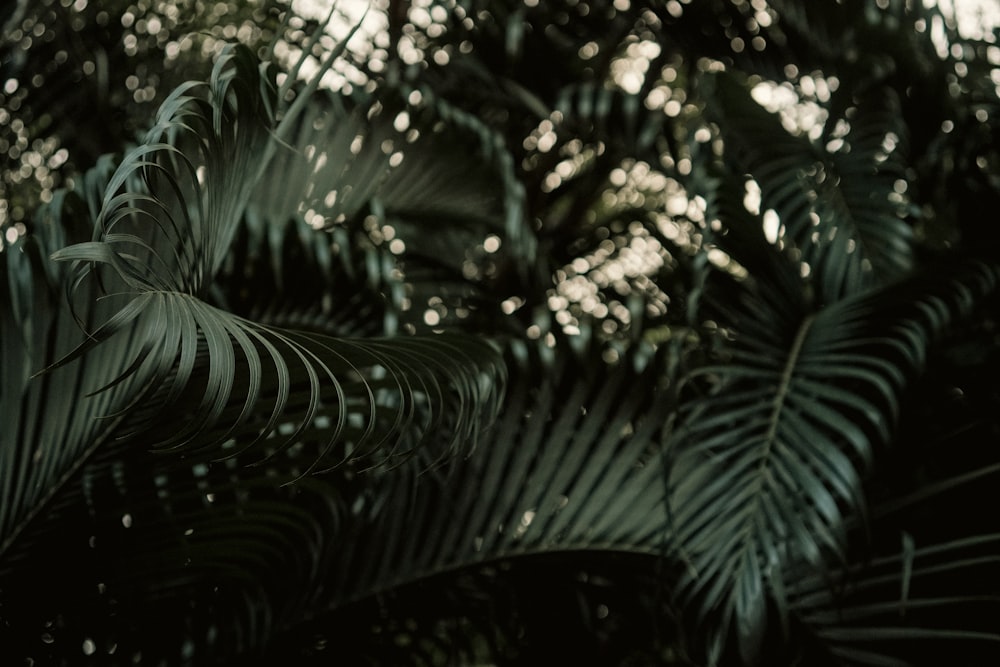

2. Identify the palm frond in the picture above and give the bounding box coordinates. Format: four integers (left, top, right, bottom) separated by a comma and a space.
331, 340, 676, 599
222, 339, 685, 663
788, 442, 1000, 665
0, 394, 351, 662
789, 532, 1000, 665
0, 334, 678, 664
706, 70, 913, 301
238, 65, 535, 338
0, 188, 148, 569
383, 85, 532, 256
667, 237, 999, 662
4, 1, 1000, 664
214, 214, 386, 337
782, 301, 1000, 665
1, 35, 509, 661
41, 42, 505, 466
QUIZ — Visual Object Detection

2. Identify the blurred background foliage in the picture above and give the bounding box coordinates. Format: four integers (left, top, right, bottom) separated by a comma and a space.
6, 0, 999, 330
0, 0, 282, 233
3, 0, 1000, 665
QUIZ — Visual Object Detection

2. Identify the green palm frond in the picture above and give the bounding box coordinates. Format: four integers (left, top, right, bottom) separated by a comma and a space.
790, 532, 1000, 665
667, 231, 999, 662
4, 1, 1000, 663
334, 340, 676, 599
370, 90, 532, 323
0, 335, 676, 663
706, 70, 913, 301
240, 66, 534, 337
1, 33, 509, 661
0, 178, 493, 665
385, 85, 531, 255
235, 339, 683, 661
0, 380, 351, 662
788, 446, 1000, 665
0, 190, 141, 568
782, 307, 1000, 665
215, 214, 386, 336
552, 77, 668, 157
248, 91, 395, 231
41, 41, 505, 465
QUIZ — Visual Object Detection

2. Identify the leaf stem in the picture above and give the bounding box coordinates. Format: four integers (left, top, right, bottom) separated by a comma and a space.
765, 314, 815, 447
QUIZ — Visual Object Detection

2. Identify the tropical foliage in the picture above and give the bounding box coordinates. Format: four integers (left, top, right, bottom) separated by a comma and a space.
2, 0, 999, 665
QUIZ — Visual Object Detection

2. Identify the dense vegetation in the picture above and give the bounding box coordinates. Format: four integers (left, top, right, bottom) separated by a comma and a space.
2, 0, 999, 664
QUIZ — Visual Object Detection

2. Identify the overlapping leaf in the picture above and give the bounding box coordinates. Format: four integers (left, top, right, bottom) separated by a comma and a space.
268, 340, 680, 635
43, 42, 505, 466
706, 70, 913, 301
787, 459, 1000, 666
0, 189, 149, 570
1, 33, 509, 660
667, 207, 999, 663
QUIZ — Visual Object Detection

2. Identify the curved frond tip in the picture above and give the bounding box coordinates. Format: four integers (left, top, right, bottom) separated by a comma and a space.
43, 288, 506, 471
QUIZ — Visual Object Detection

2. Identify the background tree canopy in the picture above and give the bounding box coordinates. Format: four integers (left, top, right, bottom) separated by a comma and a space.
2, 0, 999, 665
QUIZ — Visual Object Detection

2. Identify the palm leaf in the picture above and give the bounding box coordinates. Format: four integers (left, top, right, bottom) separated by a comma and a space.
334, 340, 676, 595
238, 60, 536, 338
789, 533, 1000, 665
1, 34, 508, 661
0, 188, 148, 567
783, 308, 1000, 665
666, 218, 999, 663
706, 70, 913, 301
788, 460, 1000, 666
381, 85, 531, 255
0, 181, 408, 661
227, 338, 686, 662
214, 213, 386, 337
0, 378, 351, 662
41, 41, 505, 465
0, 333, 676, 663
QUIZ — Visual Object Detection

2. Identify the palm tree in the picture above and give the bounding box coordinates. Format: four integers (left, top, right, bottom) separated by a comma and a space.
2, 0, 999, 665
